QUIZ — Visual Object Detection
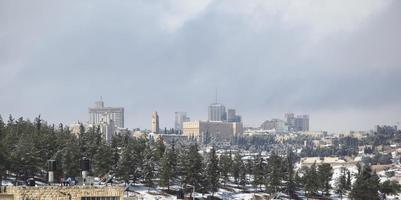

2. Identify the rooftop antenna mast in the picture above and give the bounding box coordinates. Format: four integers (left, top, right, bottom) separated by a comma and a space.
215, 89, 218, 103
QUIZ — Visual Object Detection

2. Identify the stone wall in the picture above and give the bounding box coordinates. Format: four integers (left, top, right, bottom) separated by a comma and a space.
0, 186, 124, 200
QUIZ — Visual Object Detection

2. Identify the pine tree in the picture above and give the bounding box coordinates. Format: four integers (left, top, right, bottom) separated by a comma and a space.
116, 142, 137, 184
318, 163, 333, 195
182, 144, 203, 191
159, 146, 176, 190
143, 144, 155, 188
219, 153, 231, 186
239, 161, 247, 192
335, 167, 348, 200
206, 147, 220, 197
61, 138, 80, 177
155, 138, 166, 162
265, 152, 283, 194
252, 153, 265, 191
92, 142, 113, 176
232, 152, 242, 185
0, 115, 9, 186
350, 165, 380, 200
285, 150, 296, 196
379, 180, 401, 199
304, 163, 319, 197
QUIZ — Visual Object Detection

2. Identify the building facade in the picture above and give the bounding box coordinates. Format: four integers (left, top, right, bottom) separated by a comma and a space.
285, 113, 309, 132
88, 99, 124, 128
151, 111, 160, 133
182, 120, 243, 143
208, 103, 226, 122
174, 112, 190, 131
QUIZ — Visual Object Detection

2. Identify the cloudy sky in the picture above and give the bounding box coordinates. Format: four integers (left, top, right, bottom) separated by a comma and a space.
1, 0, 400, 132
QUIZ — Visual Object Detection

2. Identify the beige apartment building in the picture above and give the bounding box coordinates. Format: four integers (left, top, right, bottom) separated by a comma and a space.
183, 120, 243, 142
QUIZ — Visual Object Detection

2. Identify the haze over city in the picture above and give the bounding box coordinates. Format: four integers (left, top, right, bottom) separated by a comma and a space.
1, 0, 401, 132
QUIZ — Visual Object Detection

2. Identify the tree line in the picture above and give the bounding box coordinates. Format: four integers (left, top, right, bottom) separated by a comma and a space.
1, 115, 400, 199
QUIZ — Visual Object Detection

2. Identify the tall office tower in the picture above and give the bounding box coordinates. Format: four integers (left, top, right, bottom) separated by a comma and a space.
295, 115, 309, 131
208, 103, 226, 122
227, 109, 242, 122
89, 98, 124, 128
151, 111, 160, 133
175, 112, 190, 131
285, 112, 296, 131
227, 109, 236, 122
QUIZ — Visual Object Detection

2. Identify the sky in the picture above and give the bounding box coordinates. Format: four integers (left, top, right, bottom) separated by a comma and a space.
1, 0, 400, 132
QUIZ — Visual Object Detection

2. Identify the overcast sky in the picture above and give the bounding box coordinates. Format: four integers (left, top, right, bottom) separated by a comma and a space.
1, 0, 400, 132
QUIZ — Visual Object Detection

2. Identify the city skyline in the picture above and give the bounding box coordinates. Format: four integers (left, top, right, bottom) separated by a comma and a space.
1, 0, 401, 132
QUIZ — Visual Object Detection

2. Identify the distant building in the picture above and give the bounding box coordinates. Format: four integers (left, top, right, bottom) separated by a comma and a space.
183, 120, 243, 143
208, 103, 226, 122
285, 113, 296, 131
285, 113, 309, 132
89, 98, 124, 128
175, 112, 190, 131
295, 115, 309, 131
151, 111, 160, 133
227, 109, 242, 123
260, 119, 288, 132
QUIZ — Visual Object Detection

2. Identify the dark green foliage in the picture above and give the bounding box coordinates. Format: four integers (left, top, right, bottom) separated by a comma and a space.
143, 144, 155, 188
350, 165, 380, 200
218, 152, 231, 186
231, 152, 242, 185
302, 163, 319, 197
335, 167, 350, 200
182, 144, 203, 190
379, 180, 400, 199
252, 153, 265, 191
206, 147, 220, 196
317, 163, 333, 195
159, 143, 177, 190
266, 152, 283, 193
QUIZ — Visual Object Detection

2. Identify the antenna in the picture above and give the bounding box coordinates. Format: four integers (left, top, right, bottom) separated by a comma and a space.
215, 89, 218, 103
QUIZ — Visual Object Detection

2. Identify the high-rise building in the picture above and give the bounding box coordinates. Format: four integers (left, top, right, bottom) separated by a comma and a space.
208, 103, 226, 122
285, 113, 296, 131
89, 98, 124, 128
295, 115, 309, 131
151, 111, 160, 133
285, 113, 309, 132
260, 119, 288, 132
175, 112, 190, 131
227, 108, 242, 123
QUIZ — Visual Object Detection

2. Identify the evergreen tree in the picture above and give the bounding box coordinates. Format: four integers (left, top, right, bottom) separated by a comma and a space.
206, 147, 220, 197
239, 161, 247, 192
0, 115, 9, 186
335, 167, 348, 200
61, 138, 80, 177
182, 144, 203, 191
265, 152, 282, 193
252, 153, 265, 191
232, 152, 242, 185
317, 163, 333, 195
379, 180, 401, 199
92, 142, 113, 176
154, 138, 166, 162
304, 163, 319, 197
116, 142, 137, 184
159, 146, 177, 190
350, 165, 380, 200
285, 150, 296, 196
219, 153, 231, 186
143, 144, 155, 188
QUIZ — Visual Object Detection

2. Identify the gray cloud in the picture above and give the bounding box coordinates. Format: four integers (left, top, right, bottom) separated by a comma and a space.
0, 0, 400, 132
